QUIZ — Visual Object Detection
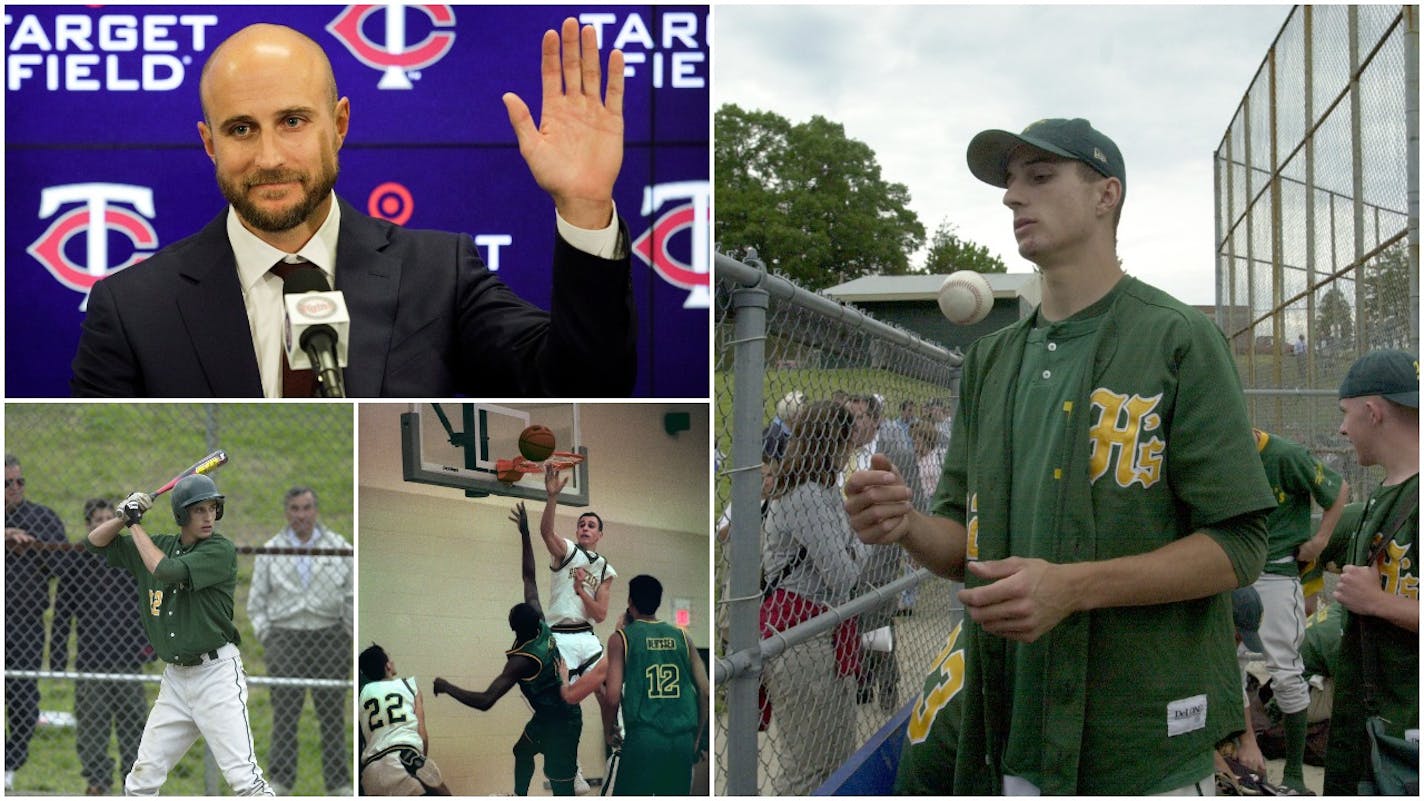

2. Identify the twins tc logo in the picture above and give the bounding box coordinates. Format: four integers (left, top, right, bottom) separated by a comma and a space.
633, 181, 710, 309
326, 5, 457, 90
27, 183, 158, 308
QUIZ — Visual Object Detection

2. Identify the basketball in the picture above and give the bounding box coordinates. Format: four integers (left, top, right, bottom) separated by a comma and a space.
518, 425, 556, 462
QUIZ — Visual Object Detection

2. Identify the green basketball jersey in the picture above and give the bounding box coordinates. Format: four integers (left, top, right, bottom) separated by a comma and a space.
1255, 430, 1346, 575
508, 619, 578, 721
616, 619, 698, 736
87, 531, 239, 663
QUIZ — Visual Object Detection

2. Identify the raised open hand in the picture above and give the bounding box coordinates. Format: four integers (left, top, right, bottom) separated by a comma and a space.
503, 17, 625, 230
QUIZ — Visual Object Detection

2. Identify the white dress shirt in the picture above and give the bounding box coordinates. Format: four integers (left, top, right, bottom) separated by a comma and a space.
226, 192, 622, 398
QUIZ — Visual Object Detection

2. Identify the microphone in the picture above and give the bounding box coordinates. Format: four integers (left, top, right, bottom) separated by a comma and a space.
281, 266, 349, 398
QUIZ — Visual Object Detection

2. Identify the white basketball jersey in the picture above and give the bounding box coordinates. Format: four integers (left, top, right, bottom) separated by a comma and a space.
359, 677, 424, 764
547, 538, 616, 626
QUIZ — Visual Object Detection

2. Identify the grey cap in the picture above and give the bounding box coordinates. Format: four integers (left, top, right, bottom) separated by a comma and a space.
1232, 586, 1265, 655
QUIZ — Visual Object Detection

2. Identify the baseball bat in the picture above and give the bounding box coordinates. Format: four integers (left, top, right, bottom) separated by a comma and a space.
151, 450, 229, 497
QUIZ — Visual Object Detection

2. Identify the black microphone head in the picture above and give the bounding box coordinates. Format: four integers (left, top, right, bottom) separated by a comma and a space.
281, 264, 331, 294
299, 323, 339, 351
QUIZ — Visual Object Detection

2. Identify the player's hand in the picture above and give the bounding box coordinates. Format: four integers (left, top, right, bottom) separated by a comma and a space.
119, 491, 153, 526
557, 658, 570, 685
1236, 736, 1267, 774
1333, 563, 1386, 616
508, 502, 530, 535
572, 566, 588, 590
5, 527, 37, 547
844, 454, 914, 545
1295, 537, 1325, 567
544, 463, 568, 498
958, 557, 1077, 643
503, 17, 625, 230
432, 677, 449, 697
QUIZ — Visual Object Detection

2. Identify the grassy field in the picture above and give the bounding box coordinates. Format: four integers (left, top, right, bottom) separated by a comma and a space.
6, 403, 354, 796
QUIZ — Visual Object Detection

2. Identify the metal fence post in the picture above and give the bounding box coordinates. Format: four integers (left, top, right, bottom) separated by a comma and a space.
725, 255, 770, 796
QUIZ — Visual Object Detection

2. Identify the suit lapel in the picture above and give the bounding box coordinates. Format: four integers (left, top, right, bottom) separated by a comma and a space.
333, 197, 401, 397
174, 213, 263, 395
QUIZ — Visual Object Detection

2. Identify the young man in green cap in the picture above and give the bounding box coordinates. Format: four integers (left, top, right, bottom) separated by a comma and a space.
846, 118, 1275, 794
1322, 349, 1418, 794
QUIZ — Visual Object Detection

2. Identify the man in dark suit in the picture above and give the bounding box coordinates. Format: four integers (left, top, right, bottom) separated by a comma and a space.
70, 19, 635, 398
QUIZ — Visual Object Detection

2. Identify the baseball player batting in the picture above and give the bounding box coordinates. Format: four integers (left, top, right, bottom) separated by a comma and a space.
86, 473, 273, 796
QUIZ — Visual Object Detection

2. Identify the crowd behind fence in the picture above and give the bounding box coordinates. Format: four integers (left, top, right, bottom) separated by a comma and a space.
4, 404, 353, 796
1215, 4, 1419, 485
714, 252, 963, 795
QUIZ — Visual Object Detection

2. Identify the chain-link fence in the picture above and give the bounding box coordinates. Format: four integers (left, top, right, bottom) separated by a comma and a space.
4, 403, 354, 796
714, 252, 963, 795
1214, 4, 1419, 500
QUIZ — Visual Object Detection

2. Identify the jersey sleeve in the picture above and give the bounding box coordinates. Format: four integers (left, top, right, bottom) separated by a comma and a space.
86, 533, 144, 574
1164, 315, 1277, 531
931, 345, 981, 525
1279, 441, 1346, 511
1320, 502, 1365, 568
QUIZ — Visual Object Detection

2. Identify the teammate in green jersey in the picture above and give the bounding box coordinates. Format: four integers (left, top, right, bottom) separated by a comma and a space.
571, 575, 708, 796
86, 474, 272, 796
433, 503, 595, 796
846, 118, 1275, 794
1248, 427, 1349, 792
1324, 349, 1418, 794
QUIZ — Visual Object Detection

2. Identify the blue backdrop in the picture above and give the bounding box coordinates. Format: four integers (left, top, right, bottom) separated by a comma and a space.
5, 4, 710, 397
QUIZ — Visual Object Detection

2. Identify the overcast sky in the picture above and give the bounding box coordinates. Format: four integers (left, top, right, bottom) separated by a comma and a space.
714, 3, 1295, 305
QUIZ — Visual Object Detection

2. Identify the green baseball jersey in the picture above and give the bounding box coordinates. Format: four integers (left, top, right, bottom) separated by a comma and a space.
87, 531, 239, 663
931, 276, 1275, 795
894, 619, 966, 795
1299, 602, 1346, 679
1302, 501, 1364, 597
615, 619, 698, 737
1323, 474, 1418, 794
1254, 430, 1346, 575
508, 619, 578, 722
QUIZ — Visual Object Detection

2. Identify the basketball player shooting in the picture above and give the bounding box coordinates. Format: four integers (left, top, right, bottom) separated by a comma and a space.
539, 464, 620, 758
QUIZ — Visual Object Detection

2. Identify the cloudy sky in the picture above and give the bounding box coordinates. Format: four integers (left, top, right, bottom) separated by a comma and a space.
714, 3, 1295, 305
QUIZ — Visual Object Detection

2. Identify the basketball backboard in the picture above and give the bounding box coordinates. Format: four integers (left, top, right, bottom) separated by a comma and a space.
401, 403, 588, 506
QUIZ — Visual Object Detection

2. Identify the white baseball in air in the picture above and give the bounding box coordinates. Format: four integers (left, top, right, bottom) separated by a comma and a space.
937, 270, 994, 325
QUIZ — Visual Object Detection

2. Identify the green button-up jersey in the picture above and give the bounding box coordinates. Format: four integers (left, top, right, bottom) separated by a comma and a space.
87, 531, 239, 663
1255, 429, 1346, 575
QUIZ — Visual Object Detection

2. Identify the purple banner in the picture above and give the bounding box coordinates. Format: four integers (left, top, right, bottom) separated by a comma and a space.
5, 4, 709, 397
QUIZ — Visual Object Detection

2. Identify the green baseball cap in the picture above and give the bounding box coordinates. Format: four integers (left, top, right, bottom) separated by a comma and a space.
966, 118, 1126, 189
1339, 349, 1419, 408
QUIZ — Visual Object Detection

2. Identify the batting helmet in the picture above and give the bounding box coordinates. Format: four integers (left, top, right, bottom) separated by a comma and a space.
172, 474, 225, 526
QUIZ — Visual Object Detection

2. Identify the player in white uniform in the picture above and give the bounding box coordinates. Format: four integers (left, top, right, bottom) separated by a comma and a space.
539, 465, 618, 790
358, 645, 451, 796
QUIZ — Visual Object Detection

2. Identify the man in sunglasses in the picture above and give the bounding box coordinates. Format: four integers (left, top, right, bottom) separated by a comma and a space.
3, 454, 68, 792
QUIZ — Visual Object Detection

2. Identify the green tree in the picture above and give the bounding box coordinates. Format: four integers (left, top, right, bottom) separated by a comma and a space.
922, 219, 1007, 274
1316, 285, 1353, 348
715, 104, 925, 290
1360, 242, 1413, 348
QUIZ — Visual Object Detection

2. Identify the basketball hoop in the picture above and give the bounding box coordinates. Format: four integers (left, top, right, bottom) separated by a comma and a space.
494, 452, 585, 483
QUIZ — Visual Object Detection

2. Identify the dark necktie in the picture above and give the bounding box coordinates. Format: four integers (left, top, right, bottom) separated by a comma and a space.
270, 261, 316, 399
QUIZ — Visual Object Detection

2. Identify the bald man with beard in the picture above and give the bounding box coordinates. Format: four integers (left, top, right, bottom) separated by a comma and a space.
72, 20, 636, 398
